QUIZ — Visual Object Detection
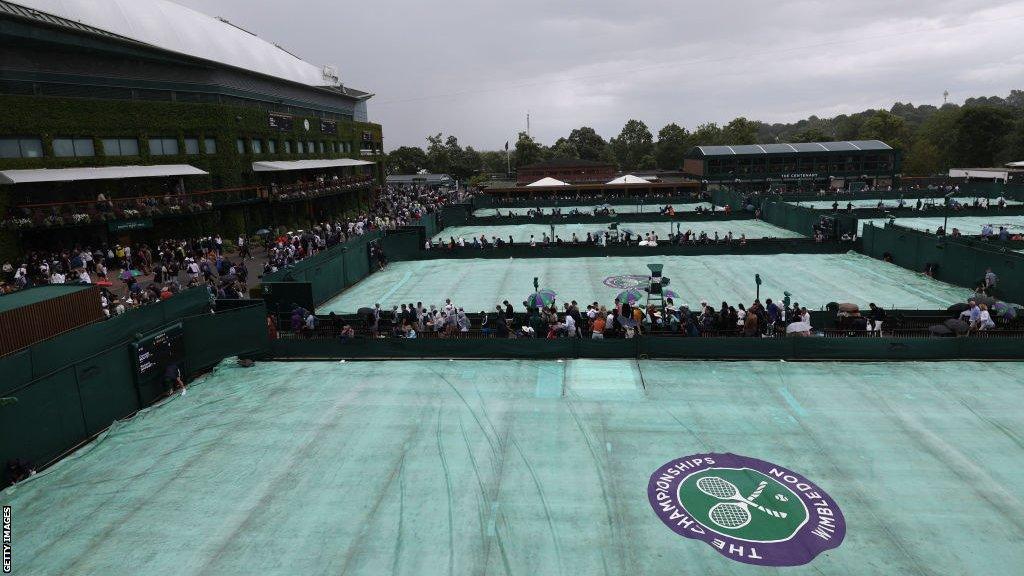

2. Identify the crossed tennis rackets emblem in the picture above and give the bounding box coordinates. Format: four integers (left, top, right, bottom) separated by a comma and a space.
696, 476, 787, 530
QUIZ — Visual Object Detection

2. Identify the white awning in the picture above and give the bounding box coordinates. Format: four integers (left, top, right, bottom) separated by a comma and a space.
948, 168, 1008, 181
1007, 161, 1024, 168
252, 159, 375, 172
0, 164, 208, 184
606, 174, 650, 185
525, 176, 569, 187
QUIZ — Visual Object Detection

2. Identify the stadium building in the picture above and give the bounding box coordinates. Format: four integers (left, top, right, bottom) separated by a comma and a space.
0, 0, 384, 255
683, 140, 901, 192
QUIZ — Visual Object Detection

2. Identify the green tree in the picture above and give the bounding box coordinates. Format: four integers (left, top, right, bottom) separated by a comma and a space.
385, 146, 427, 175
790, 127, 830, 143
951, 106, 1015, 167
610, 119, 655, 170
915, 105, 961, 170
691, 122, 724, 146
479, 150, 508, 175
548, 137, 579, 159
655, 123, 691, 169
425, 133, 451, 174
858, 110, 909, 149
722, 117, 760, 144
903, 139, 942, 175
513, 131, 543, 167
567, 126, 609, 162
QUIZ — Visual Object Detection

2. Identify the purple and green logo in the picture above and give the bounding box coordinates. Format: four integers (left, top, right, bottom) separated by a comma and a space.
603, 274, 650, 289
648, 453, 845, 566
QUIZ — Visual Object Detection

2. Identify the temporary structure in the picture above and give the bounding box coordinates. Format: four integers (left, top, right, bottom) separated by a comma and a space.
606, 174, 650, 185
528, 176, 569, 187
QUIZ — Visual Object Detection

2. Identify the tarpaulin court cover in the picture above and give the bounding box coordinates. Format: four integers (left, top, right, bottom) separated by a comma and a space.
2, 359, 1022, 575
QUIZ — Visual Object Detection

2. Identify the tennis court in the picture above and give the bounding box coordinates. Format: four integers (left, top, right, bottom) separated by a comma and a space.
472, 202, 714, 217
322, 252, 971, 313
787, 198, 1021, 210
858, 215, 1024, 235
433, 219, 801, 244
4, 359, 1021, 575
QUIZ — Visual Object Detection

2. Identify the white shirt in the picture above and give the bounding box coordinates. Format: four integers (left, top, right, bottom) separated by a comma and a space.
564, 314, 576, 334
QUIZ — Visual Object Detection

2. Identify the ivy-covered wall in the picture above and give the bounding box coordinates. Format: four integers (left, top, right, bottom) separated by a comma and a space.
0, 94, 383, 188
0, 95, 383, 258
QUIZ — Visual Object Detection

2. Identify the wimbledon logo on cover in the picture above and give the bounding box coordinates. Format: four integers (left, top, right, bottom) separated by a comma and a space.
648, 452, 845, 566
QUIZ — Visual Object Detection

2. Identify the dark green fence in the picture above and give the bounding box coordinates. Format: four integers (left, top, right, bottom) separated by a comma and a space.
861, 223, 1024, 298
0, 302, 269, 486
0, 287, 211, 394
270, 335, 1024, 361
262, 231, 382, 307
760, 201, 859, 238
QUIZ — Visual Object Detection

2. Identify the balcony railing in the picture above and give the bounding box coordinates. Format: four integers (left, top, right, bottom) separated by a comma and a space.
1, 175, 376, 230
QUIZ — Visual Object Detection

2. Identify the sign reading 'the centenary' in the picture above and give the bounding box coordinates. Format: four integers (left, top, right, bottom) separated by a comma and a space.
648, 453, 845, 567
320, 120, 338, 134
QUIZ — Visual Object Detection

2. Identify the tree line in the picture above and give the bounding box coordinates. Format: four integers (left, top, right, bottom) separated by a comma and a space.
386, 90, 1024, 183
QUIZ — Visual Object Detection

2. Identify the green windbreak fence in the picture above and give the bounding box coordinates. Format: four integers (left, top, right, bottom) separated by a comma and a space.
760, 200, 859, 238
862, 223, 1024, 298
440, 203, 471, 227
0, 287, 211, 395
262, 231, 382, 307
271, 334, 1024, 360
0, 302, 269, 486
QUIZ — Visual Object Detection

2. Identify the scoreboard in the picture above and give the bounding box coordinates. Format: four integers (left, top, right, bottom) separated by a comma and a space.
134, 323, 184, 379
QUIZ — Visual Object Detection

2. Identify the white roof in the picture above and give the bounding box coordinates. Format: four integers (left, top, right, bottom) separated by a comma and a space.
1007, 161, 1024, 168
11, 0, 335, 87
606, 174, 650, 185
0, 164, 207, 184
526, 177, 569, 187
252, 159, 375, 172
948, 168, 1008, 181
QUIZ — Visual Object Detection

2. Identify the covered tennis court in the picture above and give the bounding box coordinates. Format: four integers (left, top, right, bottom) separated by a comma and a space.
321, 252, 971, 313
858, 215, 1024, 235
433, 220, 801, 244
4, 359, 1021, 575
472, 202, 714, 217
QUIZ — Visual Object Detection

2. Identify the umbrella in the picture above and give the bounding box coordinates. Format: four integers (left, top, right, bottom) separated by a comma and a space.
255, 228, 271, 236
131, 269, 143, 277
616, 288, 644, 304
993, 301, 1017, 320
525, 291, 556, 308
786, 321, 812, 334
943, 318, 970, 335
663, 290, 680, 301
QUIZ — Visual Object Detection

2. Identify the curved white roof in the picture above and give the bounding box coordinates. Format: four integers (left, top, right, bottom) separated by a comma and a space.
10, 0, 332, 87
526, 177, 569, 187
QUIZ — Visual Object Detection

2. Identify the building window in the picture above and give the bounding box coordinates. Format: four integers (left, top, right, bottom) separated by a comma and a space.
184, 138, 201, 155
308, 141, 315, 154
296, 141, 304, 154
284, 140, 292, 153
252, 139, 263, 154
0, 138, 44, 158
204, 138, 217, 154
149, 138, 180, 156
53, 138, 95, 157
268, 140, 277, 154
236, 138, 245, 154
103, 138, 140, 156
318, 141, 325, 154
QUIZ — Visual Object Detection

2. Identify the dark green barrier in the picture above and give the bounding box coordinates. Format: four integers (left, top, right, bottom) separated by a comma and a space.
1, 302, 270, 486
262, 232, 382, 306
440, 204, 471, 227
184, 303, 270, 376
0, 287, 210, 393
404, 238, 851, 260
382, 229, 423, 261
861, 223, 1024, 298
760, 201, 859, 238
270, 335, 1024, 360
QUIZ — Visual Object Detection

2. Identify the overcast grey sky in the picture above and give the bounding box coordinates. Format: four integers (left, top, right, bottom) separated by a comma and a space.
177, 0, 1024, 150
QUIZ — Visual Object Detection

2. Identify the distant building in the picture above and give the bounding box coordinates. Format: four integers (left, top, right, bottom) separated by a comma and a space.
516, 158, 616, 186
683, 140, 901, 191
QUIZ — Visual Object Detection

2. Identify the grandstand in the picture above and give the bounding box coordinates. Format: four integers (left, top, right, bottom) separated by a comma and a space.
0, 0, 382, 256
683, 140, 901, 192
